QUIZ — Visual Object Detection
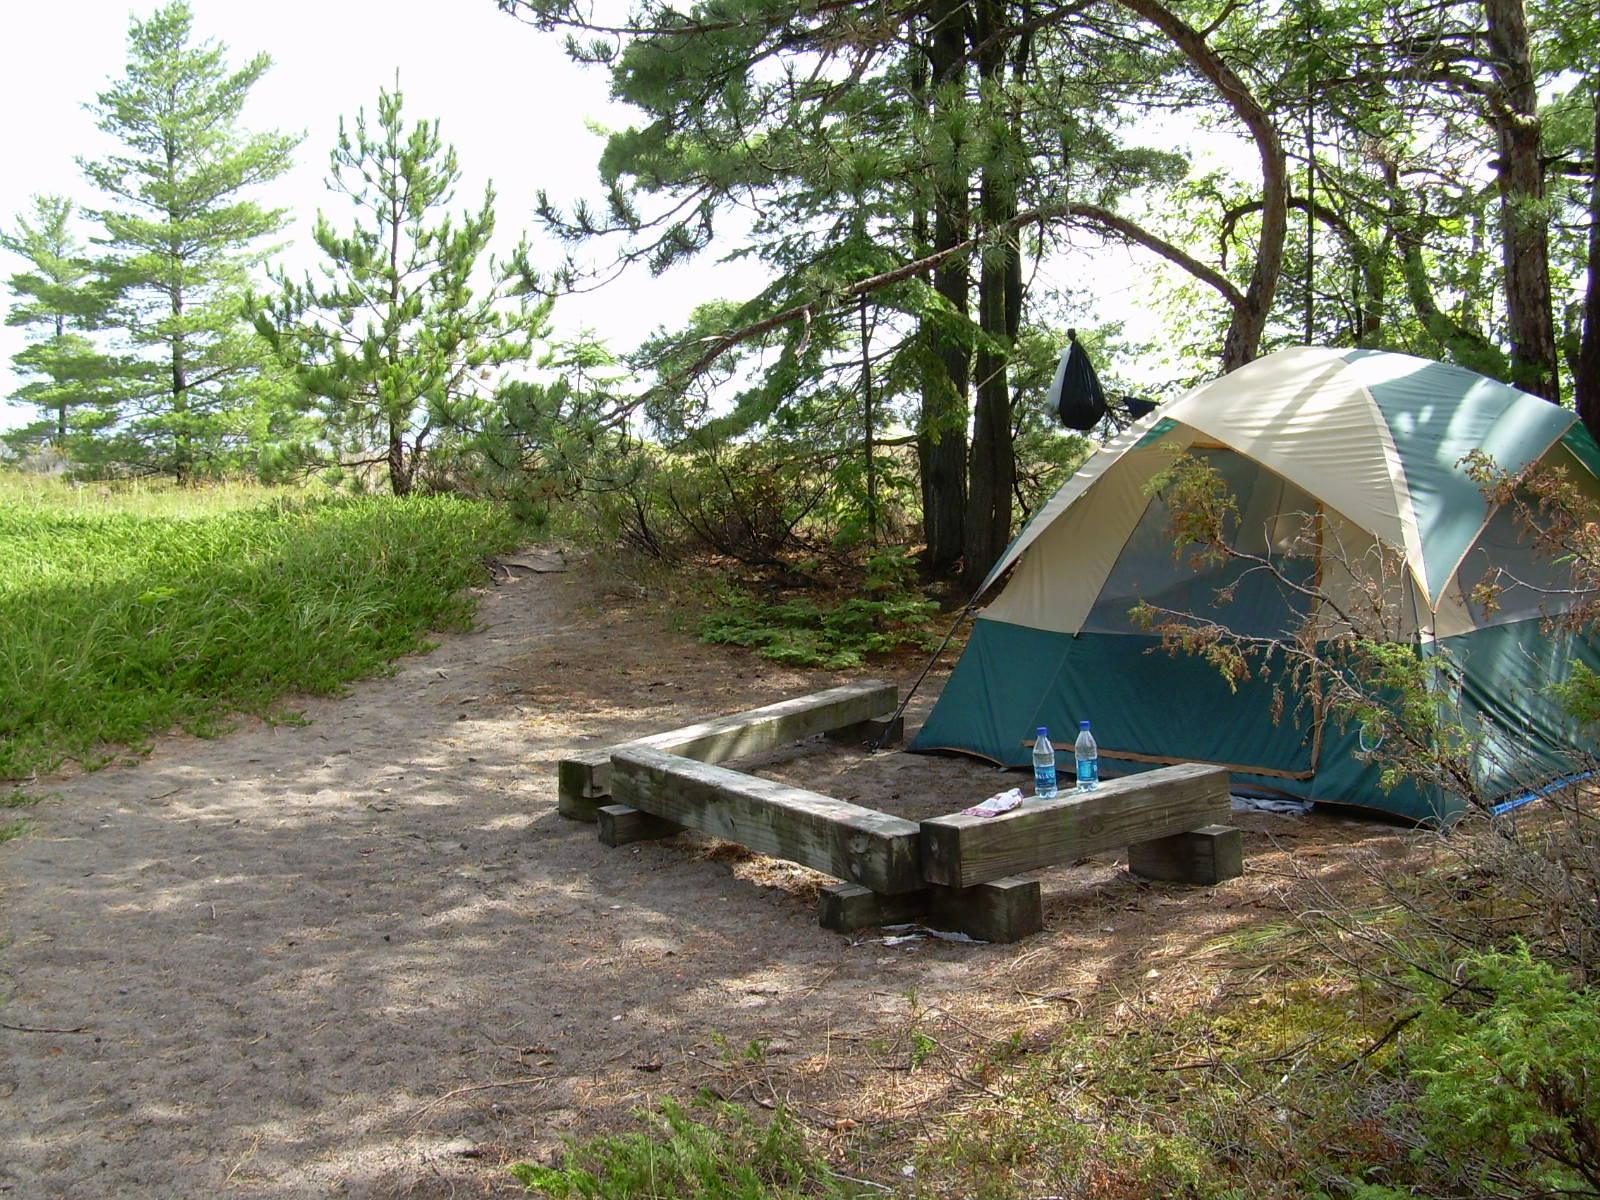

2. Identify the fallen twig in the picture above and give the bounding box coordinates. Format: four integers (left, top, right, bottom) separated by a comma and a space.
1, 1021, 90, 1034
412, 1077, 548, 1124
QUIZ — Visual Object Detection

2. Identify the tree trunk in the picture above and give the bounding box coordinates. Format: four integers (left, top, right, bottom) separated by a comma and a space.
963, 0, 1019, 588
860, 296, 878, 544
172, 315, 189, 483
1484, 0, 1558, 401
388, 421, 412, 497
1115, 0, 1287, 372
54, 312, 67, 441
918, 0, 970, 576
1575, 78, 1600, 440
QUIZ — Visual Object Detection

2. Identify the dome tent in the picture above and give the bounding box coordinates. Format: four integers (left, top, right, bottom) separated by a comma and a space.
910, 346, 1600, 821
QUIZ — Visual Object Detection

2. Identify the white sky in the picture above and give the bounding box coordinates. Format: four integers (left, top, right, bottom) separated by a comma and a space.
0, 0, 779, 432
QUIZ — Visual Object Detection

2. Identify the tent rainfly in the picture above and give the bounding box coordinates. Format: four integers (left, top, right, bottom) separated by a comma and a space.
911, 346, 1600, 821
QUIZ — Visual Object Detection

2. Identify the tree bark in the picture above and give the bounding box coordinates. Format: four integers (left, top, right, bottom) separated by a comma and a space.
918, 0, 970, 576
1574, 79, 1600, 440
963, 0, 1020, 588
388, 419, 412, 497
1484, 0, 1558, 401
1114, 0, 1287, 372
54, 312, 67, 441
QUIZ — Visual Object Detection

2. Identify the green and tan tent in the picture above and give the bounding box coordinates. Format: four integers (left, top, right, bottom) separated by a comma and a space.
912, 346, 1600, 820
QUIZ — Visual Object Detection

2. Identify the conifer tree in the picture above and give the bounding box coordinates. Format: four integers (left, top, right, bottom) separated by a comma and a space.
81, 1, 297, 479
1, 196, 119, 455
259, 83, 549, 496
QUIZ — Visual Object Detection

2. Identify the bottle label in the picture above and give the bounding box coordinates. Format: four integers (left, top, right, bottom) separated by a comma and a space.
1034, 763, 1057, 796
1076, 756, 1099, 790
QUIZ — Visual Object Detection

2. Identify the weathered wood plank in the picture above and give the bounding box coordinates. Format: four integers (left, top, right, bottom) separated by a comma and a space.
1128, 823, 1243, 885
555, 681, 897, 819
610, 745, 924, 894
635, 680, 897, 762
596, 804, 680, 847
927, 876, 1044, 943
919, 763, 1231, 888
817, 883, 930, 932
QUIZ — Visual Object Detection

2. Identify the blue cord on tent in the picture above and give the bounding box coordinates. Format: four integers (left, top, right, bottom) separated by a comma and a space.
1490, 770, 1596, 816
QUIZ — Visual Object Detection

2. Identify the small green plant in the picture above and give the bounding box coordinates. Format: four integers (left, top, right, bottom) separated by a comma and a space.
698, 583, 937, 670
510, 1095, 863, 1198
1396, 944, 1600, 1196
1, 788, 49, 841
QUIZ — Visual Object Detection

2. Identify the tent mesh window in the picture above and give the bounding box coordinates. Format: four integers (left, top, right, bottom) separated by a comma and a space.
1082, 448, 1319, 639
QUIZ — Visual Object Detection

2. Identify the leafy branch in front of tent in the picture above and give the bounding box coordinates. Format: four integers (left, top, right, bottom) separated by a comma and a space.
1462, 449, 1600, 635
1462, 448, 1600, 733
1135, 451, 1483, 802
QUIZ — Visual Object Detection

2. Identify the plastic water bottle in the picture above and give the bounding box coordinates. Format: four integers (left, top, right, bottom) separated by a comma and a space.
1074, 720, 1099, 792
1032, 727, 1058, 798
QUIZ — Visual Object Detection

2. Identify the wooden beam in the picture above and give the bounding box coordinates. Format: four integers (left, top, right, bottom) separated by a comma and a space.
596, 804, 680, 847
1128, 824, 1244, 885
610, 746, 924, 894
556, 681, 897, 819
639, 680, 896, 762
919, 763, 1231, 888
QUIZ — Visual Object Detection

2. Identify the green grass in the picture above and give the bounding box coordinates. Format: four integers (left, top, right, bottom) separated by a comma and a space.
0, 787, 47, 843
511, 1096, 865, 1199
0, 476, 519, 778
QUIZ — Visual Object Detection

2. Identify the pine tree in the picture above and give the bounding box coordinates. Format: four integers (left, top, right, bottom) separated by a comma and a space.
1, 196, 119, 456
81, 0, 297, 479
259, 83, 549, 496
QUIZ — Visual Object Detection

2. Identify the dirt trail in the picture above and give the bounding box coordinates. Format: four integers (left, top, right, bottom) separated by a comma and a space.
0, 561, 1412, 1198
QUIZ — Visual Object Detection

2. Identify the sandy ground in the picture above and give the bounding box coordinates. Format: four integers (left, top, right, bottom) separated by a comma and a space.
0, 557, 1417, 1198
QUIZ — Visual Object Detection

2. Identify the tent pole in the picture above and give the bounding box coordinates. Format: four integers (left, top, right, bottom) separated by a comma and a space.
870, 598, 981, 751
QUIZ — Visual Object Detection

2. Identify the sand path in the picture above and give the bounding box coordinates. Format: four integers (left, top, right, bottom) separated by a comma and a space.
0, 561, 1408, 1198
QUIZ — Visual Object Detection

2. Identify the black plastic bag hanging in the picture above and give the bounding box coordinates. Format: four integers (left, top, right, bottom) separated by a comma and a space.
1047, 329, 1108, 431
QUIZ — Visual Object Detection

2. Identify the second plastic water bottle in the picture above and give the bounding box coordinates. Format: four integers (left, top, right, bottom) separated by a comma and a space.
1032, 727, 1057, 798
1074, 720, 1099, 791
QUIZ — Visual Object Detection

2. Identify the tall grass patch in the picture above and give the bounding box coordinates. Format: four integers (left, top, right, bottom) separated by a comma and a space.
0, 490, 518, 778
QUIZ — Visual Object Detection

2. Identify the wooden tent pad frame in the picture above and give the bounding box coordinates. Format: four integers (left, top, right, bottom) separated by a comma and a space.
556, 680, 899, 820
555, 687, 1243, 943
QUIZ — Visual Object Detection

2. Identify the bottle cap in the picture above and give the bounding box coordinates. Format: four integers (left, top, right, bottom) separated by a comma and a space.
1079, 720, 1091, 729
1036, 727, 1048, 736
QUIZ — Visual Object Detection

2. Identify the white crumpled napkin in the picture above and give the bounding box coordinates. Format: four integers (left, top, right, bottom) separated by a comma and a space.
961, 786, 1024, 817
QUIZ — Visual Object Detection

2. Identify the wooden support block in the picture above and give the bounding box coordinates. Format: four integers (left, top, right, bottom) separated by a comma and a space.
919, 763, 1232, 888
596, 804, 680, 847
824, 715, 905, 748
555, 682, 896, 821
818, 883, 931, 932
926, 876, 1044, 943
1128, 824, 1244, 885
611, 746, 924, 894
